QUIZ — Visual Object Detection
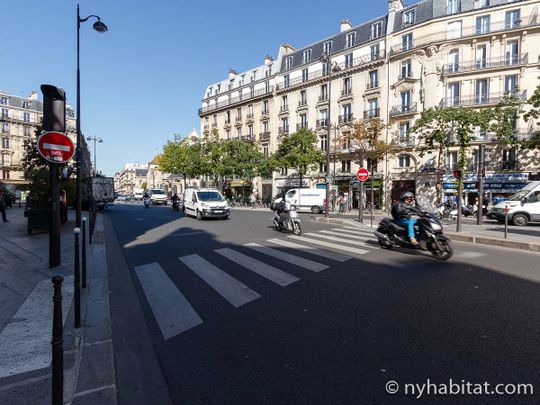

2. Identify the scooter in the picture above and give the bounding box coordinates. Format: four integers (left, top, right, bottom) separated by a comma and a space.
172, 200, 180, 212
374, 210, 453, 260
273, 203, 302, 235
143, 196, 151, 208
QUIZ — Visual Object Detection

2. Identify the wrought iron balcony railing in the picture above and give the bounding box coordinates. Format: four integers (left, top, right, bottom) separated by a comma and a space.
389, 103, 418, 117
443, 53, 528, 75
338, 114, 354, 124
364, 108, 380, 119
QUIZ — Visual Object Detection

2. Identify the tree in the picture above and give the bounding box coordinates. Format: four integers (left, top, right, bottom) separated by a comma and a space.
272, 128, 325, 189
347, 118, 393, 170
523, 83, 540, 149
159, 138, 204, 190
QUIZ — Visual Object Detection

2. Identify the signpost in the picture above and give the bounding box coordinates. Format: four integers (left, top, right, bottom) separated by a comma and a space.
37, 131, 75, 163
356, 168, 369, 223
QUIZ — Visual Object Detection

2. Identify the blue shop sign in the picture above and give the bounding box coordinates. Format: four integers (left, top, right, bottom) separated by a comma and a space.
443, 182, 527, 191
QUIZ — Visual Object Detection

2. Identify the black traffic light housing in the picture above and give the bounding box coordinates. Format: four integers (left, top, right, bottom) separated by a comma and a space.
453, 169, 462, 179
41, 84, 66, 132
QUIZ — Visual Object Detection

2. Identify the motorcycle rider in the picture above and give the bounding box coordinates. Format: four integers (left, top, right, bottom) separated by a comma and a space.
391, 191, 421, 246
273, 199, 290, 228
171, 193, 180, 210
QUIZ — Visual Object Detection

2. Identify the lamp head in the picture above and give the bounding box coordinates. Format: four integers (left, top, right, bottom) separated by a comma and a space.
93, 19, 108, 33
86, 136, 91, 141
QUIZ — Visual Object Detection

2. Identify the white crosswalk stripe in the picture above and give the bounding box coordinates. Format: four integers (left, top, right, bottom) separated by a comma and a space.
267, 238, 351, 262
134, 263, 202, 340
319, 230, 373, 246
332, 227, 375, 237
179, 254, 261, 307
244, 243, 329, 272
303, 232, 372, 248
215, 247, 299, 285
288, 235, 370, 255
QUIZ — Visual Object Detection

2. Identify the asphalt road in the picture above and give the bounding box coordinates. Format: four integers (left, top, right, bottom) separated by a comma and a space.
106, 202, 540, 405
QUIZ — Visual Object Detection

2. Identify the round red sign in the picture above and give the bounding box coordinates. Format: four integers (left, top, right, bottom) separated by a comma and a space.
356, 168, 369, 182
37, 131, 75, 163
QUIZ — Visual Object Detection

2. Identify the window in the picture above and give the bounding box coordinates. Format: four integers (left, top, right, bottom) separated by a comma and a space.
302, 68, 309, 82
226, 130, 231, 140
2, 137, 9, 148
282, 95, 288, 110
1, 123, 8, 133
282, 117, 289, 131
265, 81, 270, 92
299, 90, 307, 105
505, 75, 518, 94
398, 155, 411, 168
476, 15, 490, 35
475, 45, 487, 68
447, 82, 460, 106
399, 122, 411, 140
248, 125, 254, 136
502, 148, 517, 169
474, 0, 489, 9
505, 40, 519, 65
24, 126, 31, 137
475, 79, 489, 103
345, 53, 353, 69
341, 160, 351, 173
403, 9, 416, 26
2, 170, 9, 180
447, 0, 460, 14
402, 33, 413, 51
1, 154, 10, 166
247, 105, 253, 117
367, 99, 378, 117
283, 74, 290, 88
322, 61, 330, 76
369, 70, 379, 88
371, 22, 383, 39
345, 31, 356, 48
0, 97, 7, 105
343, 77, 352, 95
263, 143, 269, 157
1, 108, 7, 118
285, 56, 293, 70
320, 84, 328, 101
236, 127, 242, 138
505, 10, 521, 29
320, 135, 327, 152
400, 91, 411, 110
237, 107, 242, 119
266, 64, 273, 77
447, 21, 462, 39
370, 44, 380, 60
447, 50, 459, 72
263, 121, 269, 132
343, 104, 352, 121
303, 49, 312, 63
447, 151, 458, 170
400, 60, 412, 78
323, 41, 333, 55
262, 100, 269, 114
22, 101, 30, 109
320, 108, 328, 125
300, 113, 308, 128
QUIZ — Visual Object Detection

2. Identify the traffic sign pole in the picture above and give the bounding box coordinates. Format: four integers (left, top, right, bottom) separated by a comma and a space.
356, 168, 369, 223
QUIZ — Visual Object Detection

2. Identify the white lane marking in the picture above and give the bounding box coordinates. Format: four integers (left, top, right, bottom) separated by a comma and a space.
215, 248, 299, 286
267, 238, 351, 262
453, 251, 486, 259
0, 276, 74, 378
244, 243, 328, 272
322, 230, 373, 241
342, 226, 376, 233
179, 254, 261, 307
332, 227, 375, 237
288, 236, 369, 255
134, 263, 202, 339
304, 233, 371, 247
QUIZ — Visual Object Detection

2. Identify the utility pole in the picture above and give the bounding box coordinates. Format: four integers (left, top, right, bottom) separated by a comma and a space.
477, 144, 485, 225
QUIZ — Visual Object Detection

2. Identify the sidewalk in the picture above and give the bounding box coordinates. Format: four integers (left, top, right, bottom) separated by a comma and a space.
0, 206, 116, 405
312, 209, 540, 253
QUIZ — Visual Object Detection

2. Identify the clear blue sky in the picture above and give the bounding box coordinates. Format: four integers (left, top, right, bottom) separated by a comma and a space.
4, 0, 417, 176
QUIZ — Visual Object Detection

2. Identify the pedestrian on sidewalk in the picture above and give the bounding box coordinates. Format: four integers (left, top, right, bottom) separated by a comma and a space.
250, 192, 256, 209
337, 193, 345, 214
0, 189, 8, 223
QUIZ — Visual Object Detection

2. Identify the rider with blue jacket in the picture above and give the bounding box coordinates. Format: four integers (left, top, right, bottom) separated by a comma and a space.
391, 191, 421, 246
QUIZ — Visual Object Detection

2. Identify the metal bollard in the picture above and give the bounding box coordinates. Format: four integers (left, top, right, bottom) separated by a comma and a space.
88, 210, 93, 245
74, 227, 81, 328
82, 218, 87, 289
51, 275, 64, 405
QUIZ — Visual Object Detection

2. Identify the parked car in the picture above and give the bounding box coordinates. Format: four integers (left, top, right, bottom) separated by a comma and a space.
272, 188, 326, 214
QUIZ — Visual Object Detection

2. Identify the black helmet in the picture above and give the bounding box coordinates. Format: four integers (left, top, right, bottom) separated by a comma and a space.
400, 191, 415, 201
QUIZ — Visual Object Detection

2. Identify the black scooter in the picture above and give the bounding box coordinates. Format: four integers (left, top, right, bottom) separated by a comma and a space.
374, 210, 453, 260
172, 199, 180, 212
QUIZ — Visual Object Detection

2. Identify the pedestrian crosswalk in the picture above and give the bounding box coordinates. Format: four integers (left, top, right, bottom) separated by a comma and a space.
134, 226, 378, 340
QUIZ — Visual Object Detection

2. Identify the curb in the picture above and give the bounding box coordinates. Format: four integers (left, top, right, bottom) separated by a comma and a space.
313, 217, 540, 253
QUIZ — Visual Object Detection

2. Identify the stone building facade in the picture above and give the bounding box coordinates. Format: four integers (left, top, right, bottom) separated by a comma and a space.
198, 0, 540, 208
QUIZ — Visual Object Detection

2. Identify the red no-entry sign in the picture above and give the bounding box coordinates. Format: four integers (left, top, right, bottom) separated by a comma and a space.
356, 168, 369, 182
37, 131, 75, 163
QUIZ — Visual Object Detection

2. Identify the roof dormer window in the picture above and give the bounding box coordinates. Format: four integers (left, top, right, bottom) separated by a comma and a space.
285, 56, 294, 70
303, 49, 312, 63
371, 22, 383, 39
403, 9, 416, 26
345, 31, 356, 48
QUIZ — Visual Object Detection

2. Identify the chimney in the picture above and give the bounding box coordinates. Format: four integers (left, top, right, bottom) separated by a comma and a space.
264, 55, 274, 65
29, 91, 38, 100
228, 69, 238, 80
279, 44, 296, 55
340, 19, 352, 32
388, 0, 404, 12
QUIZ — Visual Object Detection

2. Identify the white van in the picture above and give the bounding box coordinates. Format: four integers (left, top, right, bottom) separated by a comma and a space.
492, 181, 540, 226
273, 188, 326, 214
148, 188, 168, 205
183, 188, 230, 220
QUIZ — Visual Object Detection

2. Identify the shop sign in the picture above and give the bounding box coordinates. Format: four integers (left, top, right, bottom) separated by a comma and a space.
442, 172, 529, 182
443, 182, 527, 191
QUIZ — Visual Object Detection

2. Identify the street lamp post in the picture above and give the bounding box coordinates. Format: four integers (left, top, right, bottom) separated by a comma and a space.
86, 135, 103, 177
76, 4, 107, 228
319, 52, 340, 218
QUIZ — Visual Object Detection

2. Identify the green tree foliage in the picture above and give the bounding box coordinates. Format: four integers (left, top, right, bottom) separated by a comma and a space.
347, 118, 394, 167
272, 128, 325, 188
159, 138, 205, 189
523, 83, 540, 149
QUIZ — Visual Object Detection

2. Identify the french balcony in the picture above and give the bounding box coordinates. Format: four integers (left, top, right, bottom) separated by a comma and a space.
338, 114, 354, 124
211, 122, 218, 128
241, 134, 255, 143
318, 94, 329, 102
259, 132, 271, 142
394, 136, 416, 147
501, 161, 518, 170
366, 82, 379, 90
298, 100, 308, 107
364, 109, 380, 119
316, 119, 329, 128
261, 110, 270, 120
341, 88, 353, 96
398, 71, 413, 81
235, 116, 243, 123
198, 85, 274, 116
443, 53, 528, 75
280, 105, 289, 113
296, 123, 308, 131
278, 126, 289, 136
389, 103, 417, 117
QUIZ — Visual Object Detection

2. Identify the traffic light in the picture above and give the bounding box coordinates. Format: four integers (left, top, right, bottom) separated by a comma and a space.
41, 84, 66, 132
453, 169, 462, 179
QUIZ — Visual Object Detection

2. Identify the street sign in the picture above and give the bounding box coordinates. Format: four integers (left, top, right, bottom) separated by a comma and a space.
37, 131, 75, 163
356, 168, 369, 182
